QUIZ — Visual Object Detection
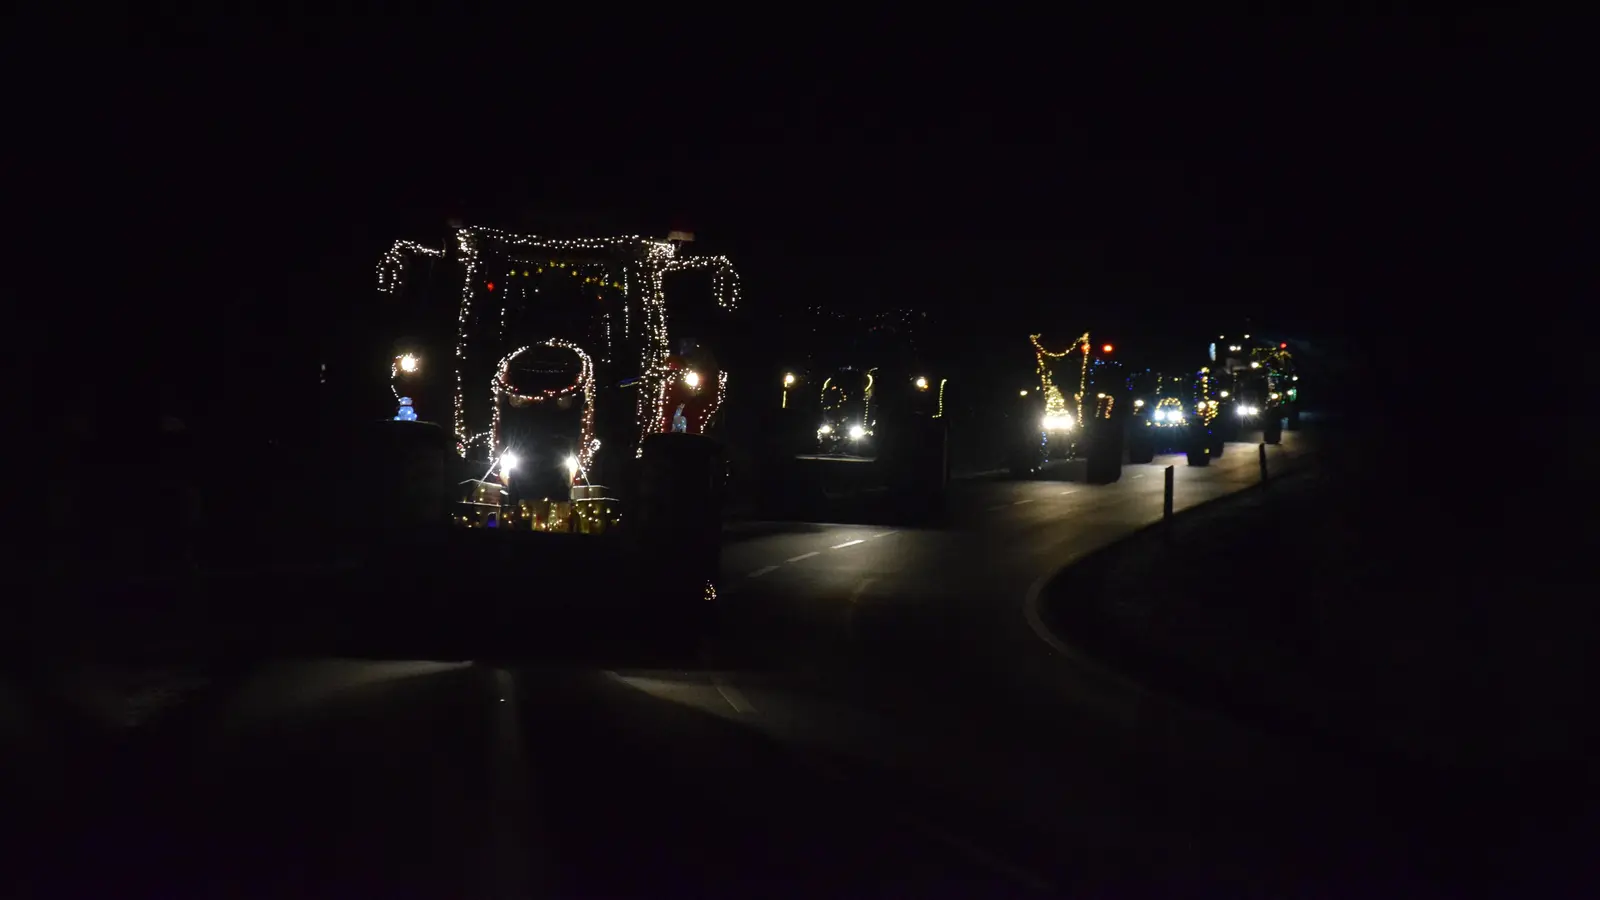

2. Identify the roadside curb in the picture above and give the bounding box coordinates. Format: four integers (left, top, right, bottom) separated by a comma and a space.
1022, 458, 1325, 710
951, 467, 1011, 480
1023, 453, 1588, 791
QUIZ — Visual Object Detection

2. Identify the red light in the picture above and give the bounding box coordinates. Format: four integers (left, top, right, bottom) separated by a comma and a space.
486, 282, 495, 291
1279, 342, 1287, 349
1102, 344, 1113, 353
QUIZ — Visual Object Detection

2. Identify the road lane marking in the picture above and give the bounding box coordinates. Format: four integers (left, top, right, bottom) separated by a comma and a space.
831, 539, 864, 549
748, 565, 779, 578
1013, 499, 1035, 505
1131, 473, 1145, 478
786, 551, 820, 563
711, 676, 755, 714
1059, 489, 1077, 495
870, 531, 895, 539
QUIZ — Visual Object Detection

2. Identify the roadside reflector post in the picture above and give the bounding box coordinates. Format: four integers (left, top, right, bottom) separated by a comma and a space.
1259, 442, 1269, 484
1163, 464, 1175, 523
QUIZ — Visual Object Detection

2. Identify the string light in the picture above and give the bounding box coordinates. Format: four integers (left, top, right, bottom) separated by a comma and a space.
863, 369, 876, 429
490, 339, 597, 476
1192, 367, 1221, 425
1030, 332, 1092, 429
655, 363, 728, 436
661, 255, 742, 309
378, 226, 743, 463
376, 240, 444, 294
698, 371, 729, 433
1148, 396, 1188, 426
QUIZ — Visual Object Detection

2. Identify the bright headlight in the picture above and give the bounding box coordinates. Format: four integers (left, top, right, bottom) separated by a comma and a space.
848, 424, 866, 440
1042, 414, 1073, 430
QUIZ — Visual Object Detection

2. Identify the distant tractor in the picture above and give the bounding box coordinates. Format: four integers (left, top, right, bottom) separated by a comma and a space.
1208, 333, 1300, 444
1125, 367, 1217, 467
1008, 332, 1121, 478
759, 309, 950, 518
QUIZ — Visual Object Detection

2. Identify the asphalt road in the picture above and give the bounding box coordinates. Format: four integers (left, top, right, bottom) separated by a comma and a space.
6, 431, 1502, 897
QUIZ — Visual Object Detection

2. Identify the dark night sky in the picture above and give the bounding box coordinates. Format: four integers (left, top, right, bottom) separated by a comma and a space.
34, 13, 1585, 422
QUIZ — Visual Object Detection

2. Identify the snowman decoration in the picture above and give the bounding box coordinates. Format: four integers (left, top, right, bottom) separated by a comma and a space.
394, 396, 418, 422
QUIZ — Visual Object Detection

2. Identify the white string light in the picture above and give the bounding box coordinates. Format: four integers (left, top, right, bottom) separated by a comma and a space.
378, 226, 742, 464
376, 240, 444, 294
490, 338, 598, 474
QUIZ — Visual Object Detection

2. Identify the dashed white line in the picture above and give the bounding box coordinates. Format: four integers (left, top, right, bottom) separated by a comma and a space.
786, 551, 820, 563
870, 531, 895, 539
831, 539, 865, 549
1013, 499, 1035, 505
748, 565, 779, 578
1131, 473, 1145, 478
1059, 489, 1077, 495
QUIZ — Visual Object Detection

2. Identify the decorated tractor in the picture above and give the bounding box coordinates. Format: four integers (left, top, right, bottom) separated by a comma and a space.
1125, 366, 1220, 467
1008, 333, 1122, 478
1207, 333, 1300, 444
364, 227, 743, 663
756, 308, 950, 517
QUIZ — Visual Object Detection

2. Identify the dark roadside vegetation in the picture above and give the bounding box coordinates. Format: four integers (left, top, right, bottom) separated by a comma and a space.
1040, 399, 1598, 895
